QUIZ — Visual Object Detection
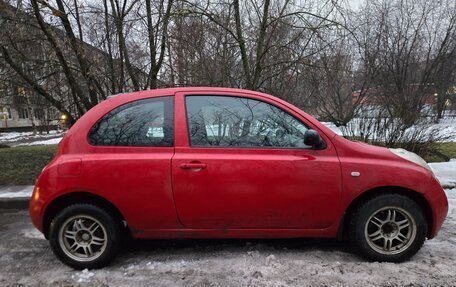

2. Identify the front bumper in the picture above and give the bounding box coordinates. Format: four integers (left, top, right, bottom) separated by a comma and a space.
426, 176, 449, 239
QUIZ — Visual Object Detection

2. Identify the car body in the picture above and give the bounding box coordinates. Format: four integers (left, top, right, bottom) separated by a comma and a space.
29, 87, 448, 269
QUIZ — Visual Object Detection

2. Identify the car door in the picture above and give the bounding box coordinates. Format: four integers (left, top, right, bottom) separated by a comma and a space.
172, 92, 342, 229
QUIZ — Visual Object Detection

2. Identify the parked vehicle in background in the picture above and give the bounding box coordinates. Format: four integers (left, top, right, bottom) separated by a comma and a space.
29, 87, 448, 269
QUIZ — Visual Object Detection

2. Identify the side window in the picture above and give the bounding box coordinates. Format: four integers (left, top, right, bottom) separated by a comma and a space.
185, 95, 309, 148
88, 96, 174, 147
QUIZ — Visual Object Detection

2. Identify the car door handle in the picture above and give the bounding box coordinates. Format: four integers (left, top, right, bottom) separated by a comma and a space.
180, 163, 207, 170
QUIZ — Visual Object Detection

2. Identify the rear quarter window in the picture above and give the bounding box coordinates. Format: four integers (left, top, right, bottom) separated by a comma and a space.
88, 96, 174, 147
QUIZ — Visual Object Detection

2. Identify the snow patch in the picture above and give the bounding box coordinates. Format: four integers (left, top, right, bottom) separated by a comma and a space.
14, 137, 63, 147
0, 131, 35, 142
430, 160, 456, 189
322, 117, 456, 142
0, 191, 32, 198
0, 130, 61, 143
0, 186, 33, 198
265, 254, 276, 266
22, 229, 45, 240
71, 269, 95, 283
145, 261, 162, 270
321, 122, 343, 136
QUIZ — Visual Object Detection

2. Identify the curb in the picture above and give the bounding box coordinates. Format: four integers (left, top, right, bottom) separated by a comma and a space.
0, 197, 30, 209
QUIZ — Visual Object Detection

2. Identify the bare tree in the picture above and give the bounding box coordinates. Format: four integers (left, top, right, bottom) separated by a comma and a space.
1, 0, 455, 138
364, 0, 456, 126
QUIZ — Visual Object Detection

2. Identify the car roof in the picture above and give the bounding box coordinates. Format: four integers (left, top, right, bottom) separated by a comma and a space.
107, 87, 266, 99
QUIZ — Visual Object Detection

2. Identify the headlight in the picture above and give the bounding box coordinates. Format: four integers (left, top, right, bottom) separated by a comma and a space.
389, 148, 432, 172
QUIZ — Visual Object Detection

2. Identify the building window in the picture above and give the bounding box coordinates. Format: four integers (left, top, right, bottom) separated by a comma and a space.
34, 108, 44, 120
0, 107, 12, 120
18, 107, 29, 119
53, 110, 60, 120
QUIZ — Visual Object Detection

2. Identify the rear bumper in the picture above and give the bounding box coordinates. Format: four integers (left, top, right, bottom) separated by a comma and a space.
426, 177, 449, 239
29, 186, 45, 233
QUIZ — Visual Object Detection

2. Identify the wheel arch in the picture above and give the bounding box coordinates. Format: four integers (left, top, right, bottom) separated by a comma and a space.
340, 186, 433, 239
42, 191, 128, 239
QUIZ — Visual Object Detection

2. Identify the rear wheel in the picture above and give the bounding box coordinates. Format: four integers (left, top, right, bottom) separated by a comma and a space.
49, 204, 122, 269
348, 194, 427, 262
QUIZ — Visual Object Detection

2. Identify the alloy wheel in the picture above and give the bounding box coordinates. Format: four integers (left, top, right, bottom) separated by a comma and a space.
58, 215, 108, 262
364, 206, 417, 255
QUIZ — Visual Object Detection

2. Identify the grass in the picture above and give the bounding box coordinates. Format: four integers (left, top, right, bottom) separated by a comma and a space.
0, 142, 454, 186
0, 145, 57, 186
425, 142, 456, 162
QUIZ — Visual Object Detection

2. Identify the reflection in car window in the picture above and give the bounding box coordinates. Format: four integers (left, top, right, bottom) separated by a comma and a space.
185, 96, 309, 148
88, 96, 174, 146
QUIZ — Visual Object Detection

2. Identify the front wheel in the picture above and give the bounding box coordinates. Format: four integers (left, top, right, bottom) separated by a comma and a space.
49, 204, 122, 269
348, 194, 427, 262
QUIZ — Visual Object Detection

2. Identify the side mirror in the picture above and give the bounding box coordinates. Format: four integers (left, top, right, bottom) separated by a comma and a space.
304, 129, 326, 149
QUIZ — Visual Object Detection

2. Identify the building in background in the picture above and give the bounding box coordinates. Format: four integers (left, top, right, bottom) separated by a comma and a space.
0, 1, 144, 131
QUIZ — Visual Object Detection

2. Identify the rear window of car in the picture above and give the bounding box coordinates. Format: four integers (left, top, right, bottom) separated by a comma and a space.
88, 96, 174, 147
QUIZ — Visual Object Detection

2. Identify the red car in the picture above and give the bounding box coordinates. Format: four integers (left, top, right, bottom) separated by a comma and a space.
29, 87, 448, 269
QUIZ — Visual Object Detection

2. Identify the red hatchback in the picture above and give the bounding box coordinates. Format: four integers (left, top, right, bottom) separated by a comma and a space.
29, 87, 448, 269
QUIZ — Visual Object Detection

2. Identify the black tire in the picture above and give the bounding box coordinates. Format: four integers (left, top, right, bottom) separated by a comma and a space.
49, 204, 122, 269
348, 193, 427, 262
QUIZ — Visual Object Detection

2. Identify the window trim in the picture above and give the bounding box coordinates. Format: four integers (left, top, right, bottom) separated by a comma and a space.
87, 96, 175, 148
184, 94, 321, 150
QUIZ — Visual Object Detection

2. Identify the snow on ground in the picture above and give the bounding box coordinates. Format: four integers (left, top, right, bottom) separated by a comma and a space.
0, 130, 61, 143
436, 118, 456, 142
0, 186, 33, 198
321, 122, 344, 136
21, 228, 45, 240
0, 131, 35, 142
71, 269, 95, 283
322, 117, 456, 142
13, 137, 63, 147
430, 159, 456, 189
0, 130, 64, 147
